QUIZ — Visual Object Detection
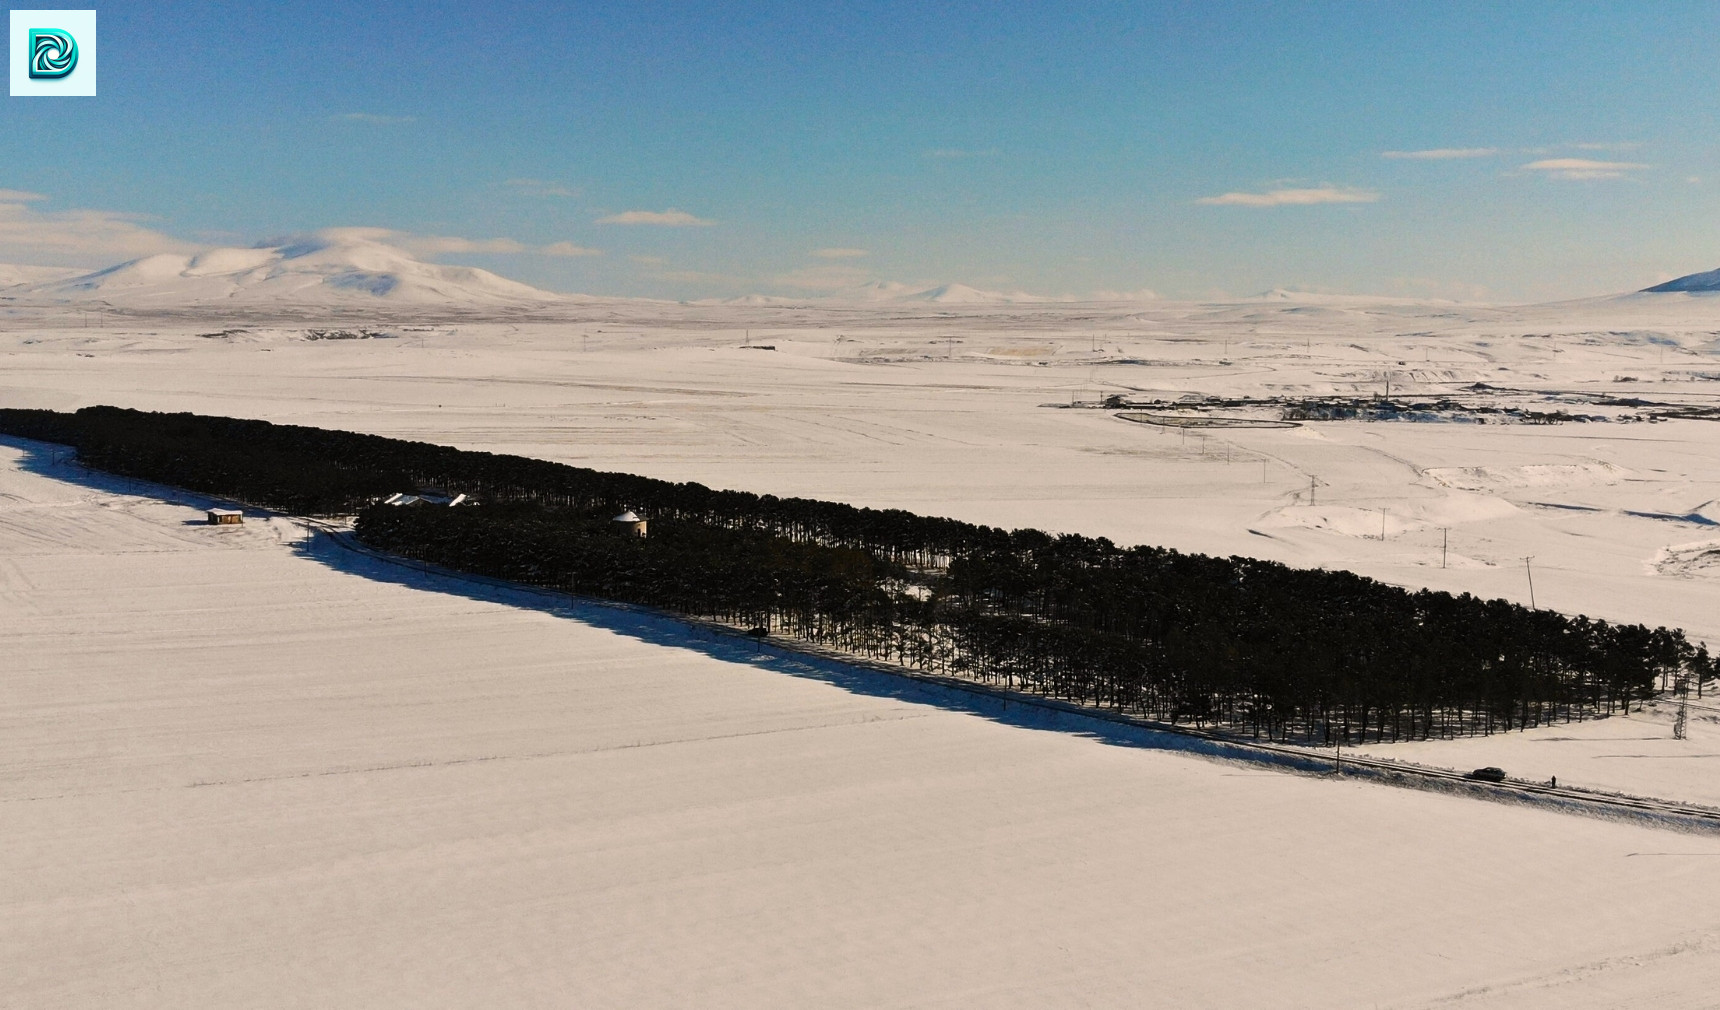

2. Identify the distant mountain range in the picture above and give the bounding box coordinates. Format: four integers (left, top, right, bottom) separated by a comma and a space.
0, 232, 563, 309
6, 231, 1714, 308
0, 234, 1070, 309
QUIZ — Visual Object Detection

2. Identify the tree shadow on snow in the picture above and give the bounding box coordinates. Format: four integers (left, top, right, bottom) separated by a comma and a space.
0, 432, 1332, 774
298, 524, 1335, 775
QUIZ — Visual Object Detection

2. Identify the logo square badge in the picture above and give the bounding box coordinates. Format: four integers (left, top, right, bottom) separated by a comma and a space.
10, 10, 96, 96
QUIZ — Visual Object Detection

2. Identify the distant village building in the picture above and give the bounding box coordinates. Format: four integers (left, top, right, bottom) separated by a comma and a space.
613, 510, 647, 537
207, 508, 243, 525
383, 492, 469, 507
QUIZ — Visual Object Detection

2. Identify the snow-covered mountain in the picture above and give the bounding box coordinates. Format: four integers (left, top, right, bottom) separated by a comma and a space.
0, 263, 84, 288
1642, 268, 1720, 293
25, 232, 562, 308
895, 282, 1045, 304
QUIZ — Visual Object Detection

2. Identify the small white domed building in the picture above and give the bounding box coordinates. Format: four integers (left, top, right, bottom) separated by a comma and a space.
613, 510, 647, 537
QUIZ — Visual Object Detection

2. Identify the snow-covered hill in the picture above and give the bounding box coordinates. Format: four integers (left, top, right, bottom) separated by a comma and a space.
1642, 267, 1720, 293
0, 263, 83, 288
25, 232, 562, 308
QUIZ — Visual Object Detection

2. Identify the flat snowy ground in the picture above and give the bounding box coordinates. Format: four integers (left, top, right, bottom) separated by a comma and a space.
8, 443, 1720, 1008
1353, 697, 1720, 808
8, 294, 1720, 1004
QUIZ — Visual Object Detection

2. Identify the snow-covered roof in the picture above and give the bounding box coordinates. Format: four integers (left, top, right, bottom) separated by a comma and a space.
207, 508, 242, 516
386, 492, 466, 507
613, 511, 642, 523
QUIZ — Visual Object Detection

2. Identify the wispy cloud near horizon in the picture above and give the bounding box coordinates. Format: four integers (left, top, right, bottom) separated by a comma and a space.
330, 112, 417, 125
283, 227, 599, 260
505, 178, 579, 198
1521, 158, 1648, 180
812, 247, 868, 259
597, 209, 715, 226
1196, 186, 1379, 207
0, 198, 193, 266
1381, 148, 1497, 160
541, 241, 601, 257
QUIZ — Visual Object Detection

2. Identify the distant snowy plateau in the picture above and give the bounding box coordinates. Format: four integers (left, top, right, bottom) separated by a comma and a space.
11, 242, 1720, 1006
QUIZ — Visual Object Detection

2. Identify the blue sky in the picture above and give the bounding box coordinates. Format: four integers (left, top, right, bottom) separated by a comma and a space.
2, 1, 1718, 300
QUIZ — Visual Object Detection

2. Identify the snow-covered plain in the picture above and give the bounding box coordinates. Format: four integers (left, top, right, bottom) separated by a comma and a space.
10, 441, 1720, 1008
10, 259, 1720, 1003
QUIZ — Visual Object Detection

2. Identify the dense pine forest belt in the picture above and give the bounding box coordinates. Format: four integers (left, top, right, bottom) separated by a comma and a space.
2, 404, 1712, 746
305, 523, 1720, 835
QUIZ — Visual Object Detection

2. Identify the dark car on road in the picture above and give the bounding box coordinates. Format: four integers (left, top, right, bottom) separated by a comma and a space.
1465, 766, 1506, 782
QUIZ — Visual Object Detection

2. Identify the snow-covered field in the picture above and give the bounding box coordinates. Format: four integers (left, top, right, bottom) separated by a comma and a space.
6, 289, 1720, 648
10, 441, 1720, 1008
10, 270, 1720, 1003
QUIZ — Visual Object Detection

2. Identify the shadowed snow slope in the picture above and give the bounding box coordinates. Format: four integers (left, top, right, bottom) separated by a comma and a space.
28, 233, 561, 308
1643, 268, 1720, 293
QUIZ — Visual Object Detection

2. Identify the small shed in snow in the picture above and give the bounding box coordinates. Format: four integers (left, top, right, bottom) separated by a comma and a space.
207, 508, 243, 525
613, 510, 647, 537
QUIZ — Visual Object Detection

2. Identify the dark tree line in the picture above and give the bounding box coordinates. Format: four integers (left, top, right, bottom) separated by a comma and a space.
3, 404, 1710, 744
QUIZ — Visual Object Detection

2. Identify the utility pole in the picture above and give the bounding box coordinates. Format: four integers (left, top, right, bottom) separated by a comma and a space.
1379, 508, 1387, 541
1440, 527, 1449, 569
1674, 672, 1690, 740
1309, 476, 1317, 506
1524, 556, 1537, 610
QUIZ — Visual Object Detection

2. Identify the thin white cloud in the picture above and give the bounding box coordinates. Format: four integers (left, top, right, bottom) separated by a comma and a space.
629, 254, 667, 266
0, 199, 193, 266
332, 112, 416, 125
1196, 186, 1379, 207
1570, 141, 1642, 152
1521, 158, 1648, 181
773, 263, 873, 290
925, 148, 998, 159
812, 247, 868, 259
1381, 148, 1497, 160
596, 208, 715, 226
320, 227, 594, 258
541, 241, 601, 257
656, 268, 738, 284
506, 178, 579, 198
0, 189, 48, 202
394, 234, 526, 256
